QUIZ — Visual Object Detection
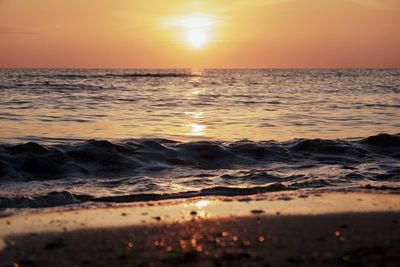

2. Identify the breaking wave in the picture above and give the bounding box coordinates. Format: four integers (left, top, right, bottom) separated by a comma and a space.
18, 72, 199, 80
0, 133, 399, 209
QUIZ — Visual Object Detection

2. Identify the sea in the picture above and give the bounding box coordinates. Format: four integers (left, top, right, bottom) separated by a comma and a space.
0, 69, 399, 209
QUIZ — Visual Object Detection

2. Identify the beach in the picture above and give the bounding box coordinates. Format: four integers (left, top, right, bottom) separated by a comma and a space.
1, 192, 399, 266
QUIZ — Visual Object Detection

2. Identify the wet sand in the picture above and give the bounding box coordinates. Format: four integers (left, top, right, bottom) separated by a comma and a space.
0, 192, 399, 266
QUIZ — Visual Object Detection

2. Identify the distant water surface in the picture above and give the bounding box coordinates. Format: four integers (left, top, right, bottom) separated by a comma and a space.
1, 69, 399, 143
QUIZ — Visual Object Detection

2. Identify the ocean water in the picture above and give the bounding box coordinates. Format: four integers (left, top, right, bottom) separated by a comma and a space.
0, 69, 399, 209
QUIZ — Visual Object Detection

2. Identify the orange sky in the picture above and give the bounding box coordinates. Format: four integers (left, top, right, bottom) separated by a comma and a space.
1, 0, 399, 68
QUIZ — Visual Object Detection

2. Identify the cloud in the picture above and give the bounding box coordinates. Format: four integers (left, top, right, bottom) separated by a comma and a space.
164, 13, 220, 30
0, 30, 37, 35
221, 0, 294, 11
200, 0, 293, 16
253, 0, 294, 5
243, 0, 397, 11
349, 0, 396, 10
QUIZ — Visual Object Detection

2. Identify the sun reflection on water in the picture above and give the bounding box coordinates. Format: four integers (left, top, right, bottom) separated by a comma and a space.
184, 111, 203, 119
186, 123, 206, 136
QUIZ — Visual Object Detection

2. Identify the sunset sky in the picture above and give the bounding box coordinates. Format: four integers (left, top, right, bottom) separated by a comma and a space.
1, 0, 399, 68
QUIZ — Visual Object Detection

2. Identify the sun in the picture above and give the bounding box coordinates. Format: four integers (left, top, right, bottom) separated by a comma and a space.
165, 13, 217, 49
187, 30, 207, 48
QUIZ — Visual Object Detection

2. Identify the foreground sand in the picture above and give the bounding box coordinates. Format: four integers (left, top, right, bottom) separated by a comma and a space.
0, 192, 399, 266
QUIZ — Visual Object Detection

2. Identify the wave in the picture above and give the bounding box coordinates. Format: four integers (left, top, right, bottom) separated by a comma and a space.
1, 183, 399, 209
19, 72, 199, 80
0, 133, 399, 209
0, 184, 289, 209
0, 133, 399, 181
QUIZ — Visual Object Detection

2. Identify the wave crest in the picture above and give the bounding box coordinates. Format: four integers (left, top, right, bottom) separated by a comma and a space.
1, 133, 399, 181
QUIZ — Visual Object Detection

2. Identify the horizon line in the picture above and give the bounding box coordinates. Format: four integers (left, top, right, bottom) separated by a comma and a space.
1, 67, 399, 70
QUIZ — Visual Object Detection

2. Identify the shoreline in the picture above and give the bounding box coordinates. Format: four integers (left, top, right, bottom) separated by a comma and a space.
1, 192, 399, 266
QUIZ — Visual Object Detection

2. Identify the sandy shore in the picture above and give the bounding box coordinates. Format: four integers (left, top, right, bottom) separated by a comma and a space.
0, 192, 399, 266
